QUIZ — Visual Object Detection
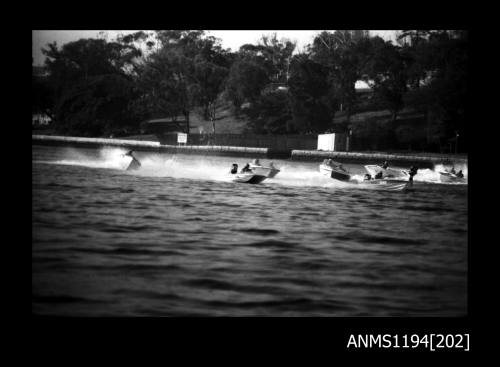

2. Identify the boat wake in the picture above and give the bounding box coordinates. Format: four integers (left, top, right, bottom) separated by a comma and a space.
35, 147, 132, 170
35, 147, 467, 188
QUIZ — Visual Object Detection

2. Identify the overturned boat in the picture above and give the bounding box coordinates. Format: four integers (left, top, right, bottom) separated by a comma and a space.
124, 151, 141, 171
319, 159, 351, 181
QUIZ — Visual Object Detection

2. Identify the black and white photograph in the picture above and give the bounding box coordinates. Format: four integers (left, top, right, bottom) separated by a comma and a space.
32, 30, 468, 320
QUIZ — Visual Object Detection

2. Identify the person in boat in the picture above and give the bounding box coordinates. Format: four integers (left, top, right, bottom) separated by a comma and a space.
230, 163, 238, 174
374, 171, 384, 179
456, 170, 464, 178
408, 166, 418, 185
382, 161, 389, 169
364, 173, 372, 181
269, 161, 275, 169
240, 163, 252, 173
252, 159, 261, 166
409, 166, 418, 177
450, 167, 456, 174
124, 150, 141, 171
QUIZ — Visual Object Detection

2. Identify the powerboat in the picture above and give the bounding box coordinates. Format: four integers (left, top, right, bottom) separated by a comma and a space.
249, 164, 280, 178
439, 171, 466, 183
361, 177, 411, 191
319, 159, 351, 181
231, 172, 267, 184
364, 165, 407, 179
249, 160, 280, 178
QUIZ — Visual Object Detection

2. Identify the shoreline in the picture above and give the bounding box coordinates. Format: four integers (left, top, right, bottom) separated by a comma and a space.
32, 134, 468, 168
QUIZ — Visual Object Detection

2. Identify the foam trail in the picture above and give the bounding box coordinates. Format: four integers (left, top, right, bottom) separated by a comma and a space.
39, 147, 468, 187
47, 147, 132, 170
414, 163, 468, 184
132, 154, 232, 182
266, 163, 353, 188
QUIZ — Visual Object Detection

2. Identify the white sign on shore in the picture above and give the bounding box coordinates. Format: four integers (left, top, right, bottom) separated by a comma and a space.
177, 133, 187, 144
317, 133, 336, 151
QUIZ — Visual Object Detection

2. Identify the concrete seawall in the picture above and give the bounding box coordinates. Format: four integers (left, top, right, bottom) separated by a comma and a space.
291, 150, 467, 168
32, 135, 268, 157
33, 135, 467, 167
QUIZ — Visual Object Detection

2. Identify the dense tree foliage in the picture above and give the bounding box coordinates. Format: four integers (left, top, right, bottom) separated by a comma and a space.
34, 30, 468, 152
39, 37, 144, 136
288, 54, 335, 133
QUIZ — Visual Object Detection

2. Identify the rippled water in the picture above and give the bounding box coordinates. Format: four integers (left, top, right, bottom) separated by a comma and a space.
32, 145, 468, 316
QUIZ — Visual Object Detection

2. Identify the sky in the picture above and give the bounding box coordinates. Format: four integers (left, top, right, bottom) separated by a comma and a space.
32, 30, 397, 66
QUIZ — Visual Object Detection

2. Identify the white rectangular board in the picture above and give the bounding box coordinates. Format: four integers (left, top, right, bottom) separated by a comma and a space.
317, 133, 336, 151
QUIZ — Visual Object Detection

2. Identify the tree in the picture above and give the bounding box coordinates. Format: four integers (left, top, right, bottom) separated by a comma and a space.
53, 74, 139, 136
256, 33, 296, 83
225, 56, 270, 110
136, 31, 232, 132
244, 89, 291, 134
402, 31, 468, 151
190, 36, 233, 122
32, 66, 54, 118
135, 49, 195, 130
225, 35, 296, 133
288, 54, 336, 133
310, 30, 370, 125
41, 37, 144, 136
192, 56, 229, 121
362, 37, 409, 122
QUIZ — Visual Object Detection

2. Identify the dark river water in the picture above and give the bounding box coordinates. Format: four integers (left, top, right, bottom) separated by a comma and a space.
32, 145, 468, 316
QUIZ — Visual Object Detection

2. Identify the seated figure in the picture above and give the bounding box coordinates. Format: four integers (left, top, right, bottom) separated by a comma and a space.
240, 163, 252, 173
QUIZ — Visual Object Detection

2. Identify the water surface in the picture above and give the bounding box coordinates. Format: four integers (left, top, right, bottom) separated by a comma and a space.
32, 145, 468, 316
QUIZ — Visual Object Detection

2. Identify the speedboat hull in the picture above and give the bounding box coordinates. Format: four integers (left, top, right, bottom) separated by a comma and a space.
362, 178, 410, 191
364, 165, 407, 179
319, 164, 351, 181
439, 172, 466, 183
232, 173, 267, 184
249, 165, 280, 178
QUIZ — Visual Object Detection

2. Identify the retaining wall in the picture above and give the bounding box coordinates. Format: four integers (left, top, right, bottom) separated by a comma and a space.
291, 150, 468, 168
32, 135, 268, 158
32, 135, 467, 167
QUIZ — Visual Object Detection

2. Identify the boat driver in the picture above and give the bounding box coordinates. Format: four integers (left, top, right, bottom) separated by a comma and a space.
230, 164, 238, 174
241, 163, 252, 173
408, 166, 418, 185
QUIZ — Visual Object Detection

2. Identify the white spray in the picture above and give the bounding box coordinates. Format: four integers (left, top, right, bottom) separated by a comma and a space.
41, 147, 468, 187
